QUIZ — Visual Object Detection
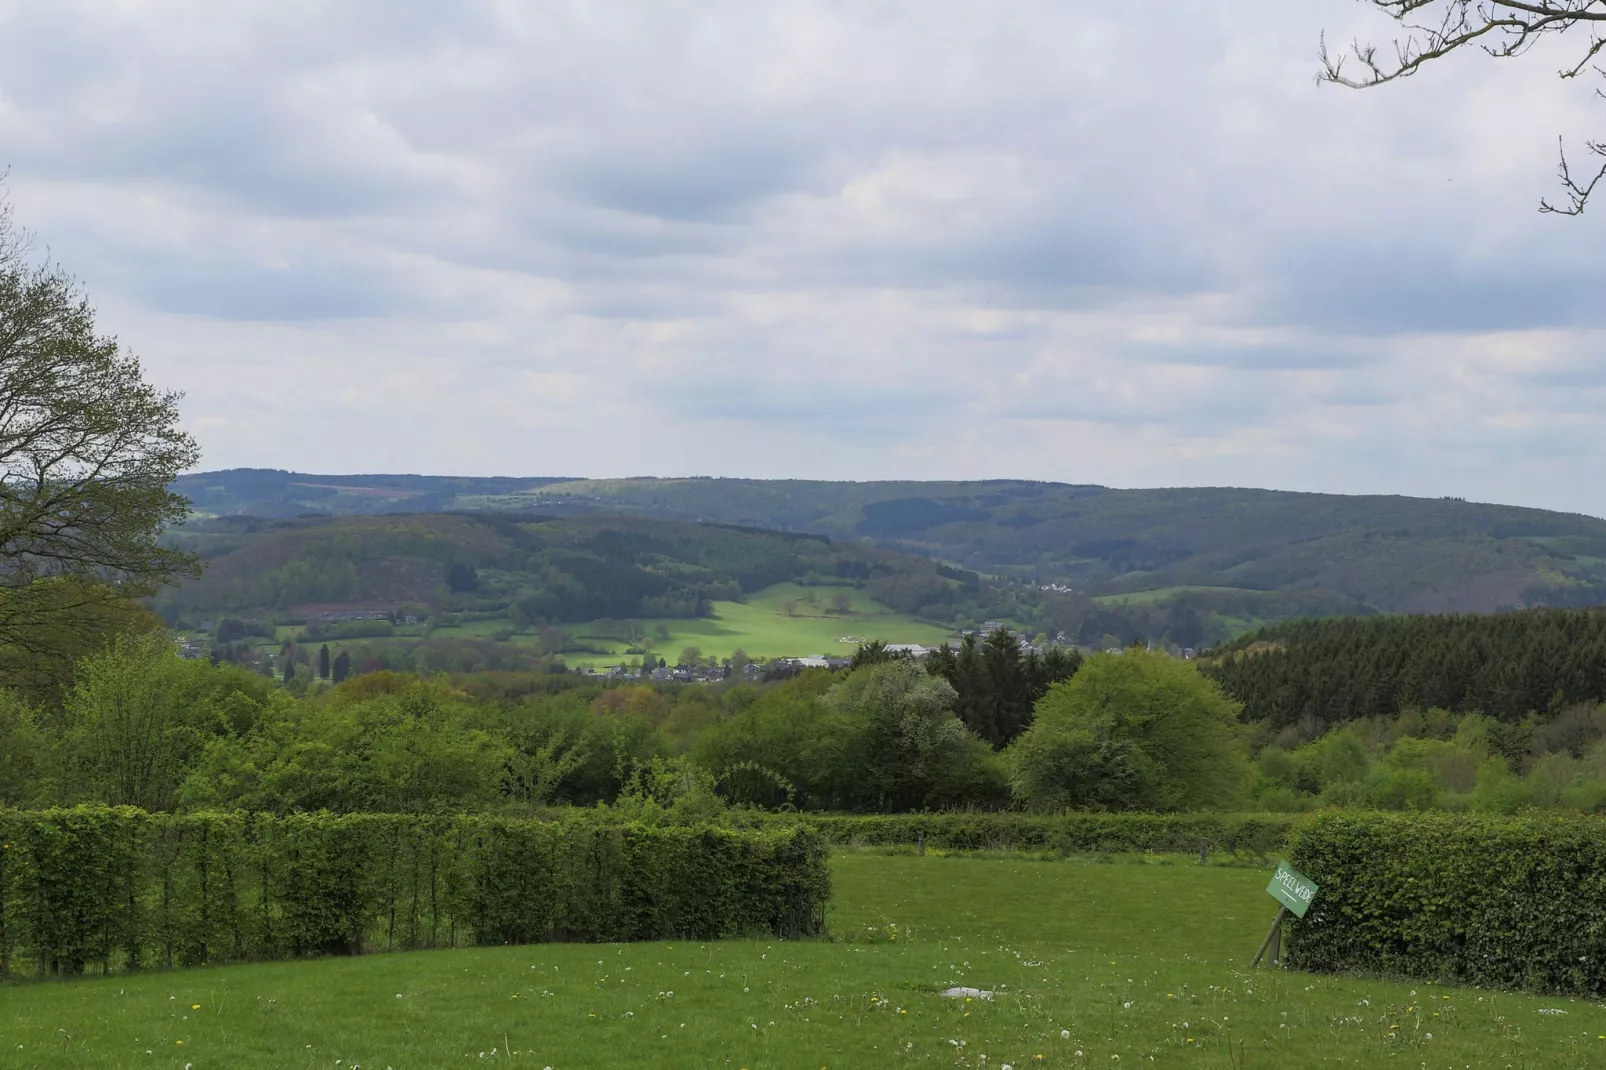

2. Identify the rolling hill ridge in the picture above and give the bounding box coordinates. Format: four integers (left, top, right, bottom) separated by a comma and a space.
173, 471, 1606, 625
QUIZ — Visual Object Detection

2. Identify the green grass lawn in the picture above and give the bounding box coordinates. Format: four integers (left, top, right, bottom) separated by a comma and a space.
5, 852, 1604, 1068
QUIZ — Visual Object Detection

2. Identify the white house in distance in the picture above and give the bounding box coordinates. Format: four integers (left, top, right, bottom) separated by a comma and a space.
886, 644, 932, 657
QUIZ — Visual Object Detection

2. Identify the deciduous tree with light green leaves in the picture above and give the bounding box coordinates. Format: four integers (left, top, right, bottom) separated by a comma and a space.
825, 659, 1006, 811
1009, 649, 1249, 812
0, 185, 199, 689
0, 688, 47, 806
62, 633, 287, 811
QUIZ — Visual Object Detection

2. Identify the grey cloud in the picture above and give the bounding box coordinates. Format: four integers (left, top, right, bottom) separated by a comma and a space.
88, 106, 422, 219
27, 218, 428, 322
1258, 234, 1606, 336
1130, 339, 1375, 372
564, 137, 817, 223
128, 256, 405, 321
999, 382, 1277, 435
936, 220, 1210, 301
566, 286, 732, 321
1513, 361, 1606, 392
2, 0, 1605, 512
1310, 381, 1396, 408
656, 377, 965, 444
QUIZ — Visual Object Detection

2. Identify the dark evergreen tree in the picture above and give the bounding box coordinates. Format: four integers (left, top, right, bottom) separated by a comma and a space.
1205, 608, 1606, 731
849, 639, 911, 671
331, 650, 351, 684
1165, 602, 1205, 648
926, 628, 1082, 747
317, 643, 331, 680
445, 561, 480, 593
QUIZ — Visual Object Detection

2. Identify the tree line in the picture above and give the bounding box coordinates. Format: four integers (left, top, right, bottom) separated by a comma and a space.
0, 634, 1249, 816
1203, 608, 1606, 735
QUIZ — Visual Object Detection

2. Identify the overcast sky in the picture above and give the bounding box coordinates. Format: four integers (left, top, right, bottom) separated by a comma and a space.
2, 1, 1603, 513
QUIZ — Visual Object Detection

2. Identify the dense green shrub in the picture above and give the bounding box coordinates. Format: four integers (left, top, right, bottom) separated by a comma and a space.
693, 666, 1009, 812
727, 811, 1292, 856
1247, 707, 1606, 815
0, 807, 829, 978
1010, 650, 1249, 811
1286, 811, 1606, 995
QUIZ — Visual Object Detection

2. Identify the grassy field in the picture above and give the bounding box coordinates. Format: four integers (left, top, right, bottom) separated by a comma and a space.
1085, 588, 1270, 645
463, 583, 957, 669
236, 583, 952, 673
1089, 585, 1265, 607
5, 851, 1604, 1068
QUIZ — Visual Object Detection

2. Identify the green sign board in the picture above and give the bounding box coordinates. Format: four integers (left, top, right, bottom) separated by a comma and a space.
1266, 862, 1318, 918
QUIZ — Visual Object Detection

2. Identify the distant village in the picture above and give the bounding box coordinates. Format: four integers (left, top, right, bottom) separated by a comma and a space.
177, 606, 1196, 684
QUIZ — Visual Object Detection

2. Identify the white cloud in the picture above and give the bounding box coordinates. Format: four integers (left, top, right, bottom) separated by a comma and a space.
0, 0, 1603, 513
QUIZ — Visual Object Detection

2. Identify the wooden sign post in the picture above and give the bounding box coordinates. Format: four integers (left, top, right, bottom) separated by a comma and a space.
1252, 861, 1318, 968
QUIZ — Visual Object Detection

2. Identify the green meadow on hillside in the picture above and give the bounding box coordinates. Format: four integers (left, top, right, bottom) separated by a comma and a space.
161, 512, 993, 674
228, 581, 956, 672
548, 583, 955, 667
1091, 586, 1264, 607
5, 852, 1600, 1069
259, 582, 957, 668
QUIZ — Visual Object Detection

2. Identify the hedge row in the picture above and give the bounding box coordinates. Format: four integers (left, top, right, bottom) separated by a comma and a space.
726, 812, 1294, 856
1286, 811, 1606, 996
0, 807, 829, 978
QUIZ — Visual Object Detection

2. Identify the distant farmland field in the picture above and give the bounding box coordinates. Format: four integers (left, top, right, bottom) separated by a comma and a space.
226, 582, 958, 672
539, 582, 955, 667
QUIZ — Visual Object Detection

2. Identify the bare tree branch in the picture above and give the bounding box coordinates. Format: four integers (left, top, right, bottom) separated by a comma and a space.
1320, 1, 1606, 212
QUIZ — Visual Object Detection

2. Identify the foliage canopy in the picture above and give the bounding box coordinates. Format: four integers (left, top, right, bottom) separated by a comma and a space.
0, 188, 199, 690
1010, 650, 1248, 812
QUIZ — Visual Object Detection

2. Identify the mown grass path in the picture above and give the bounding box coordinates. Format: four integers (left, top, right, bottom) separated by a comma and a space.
3, 853, 1604, 1067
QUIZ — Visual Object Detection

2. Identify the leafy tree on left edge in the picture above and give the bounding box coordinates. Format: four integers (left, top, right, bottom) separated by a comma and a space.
0, 183, 200, 697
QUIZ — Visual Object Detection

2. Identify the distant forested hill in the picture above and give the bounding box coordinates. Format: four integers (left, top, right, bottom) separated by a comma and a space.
173, 469, 576, 518
173, 471, 1606, 630
156, 512, 987, 628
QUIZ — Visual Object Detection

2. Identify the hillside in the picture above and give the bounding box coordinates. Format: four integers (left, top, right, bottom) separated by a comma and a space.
174, 469, 577, 518
175, 472, 1606, 627
157, 511, 986, 637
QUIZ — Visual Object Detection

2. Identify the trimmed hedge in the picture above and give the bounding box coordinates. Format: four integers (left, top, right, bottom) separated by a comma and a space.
728, 812, 1293, 856
0, 807, 829, 978
1286, 811, 1606, 995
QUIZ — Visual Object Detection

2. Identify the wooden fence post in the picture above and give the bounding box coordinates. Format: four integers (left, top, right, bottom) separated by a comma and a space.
1251, 906, 1287, 968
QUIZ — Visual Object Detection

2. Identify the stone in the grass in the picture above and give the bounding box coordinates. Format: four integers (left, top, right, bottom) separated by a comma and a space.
939, 986, 994, 999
